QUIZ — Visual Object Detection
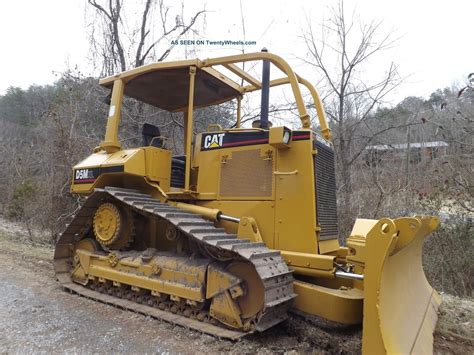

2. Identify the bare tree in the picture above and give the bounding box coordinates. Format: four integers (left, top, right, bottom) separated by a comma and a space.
86, 0, 207, 149
302, 0, 402, 235
88, 0, 206, 74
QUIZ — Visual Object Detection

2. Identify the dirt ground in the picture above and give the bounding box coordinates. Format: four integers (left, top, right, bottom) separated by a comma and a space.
0, 219, 472, 354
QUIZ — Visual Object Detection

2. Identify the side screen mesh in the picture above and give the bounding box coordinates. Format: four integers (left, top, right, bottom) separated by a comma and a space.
314, 140, 339, 240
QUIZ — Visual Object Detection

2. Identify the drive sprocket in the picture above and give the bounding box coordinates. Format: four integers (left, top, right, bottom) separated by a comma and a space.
93, 202, 134, 249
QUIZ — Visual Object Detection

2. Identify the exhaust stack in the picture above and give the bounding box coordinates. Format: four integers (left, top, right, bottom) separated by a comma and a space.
260, 48, 270, 129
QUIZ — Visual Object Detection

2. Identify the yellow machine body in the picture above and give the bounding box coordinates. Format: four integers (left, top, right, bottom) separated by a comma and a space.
57, 52, 440, 353
71, 146, 171, 196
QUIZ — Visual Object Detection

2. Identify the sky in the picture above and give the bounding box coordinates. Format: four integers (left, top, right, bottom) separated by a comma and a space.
0, 0, 472, 105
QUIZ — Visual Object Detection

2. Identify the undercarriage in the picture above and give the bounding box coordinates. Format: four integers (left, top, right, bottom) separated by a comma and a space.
54, 187, 296, 339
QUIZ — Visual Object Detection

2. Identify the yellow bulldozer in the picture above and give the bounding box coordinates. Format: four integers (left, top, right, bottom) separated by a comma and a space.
54, 51, 440, 354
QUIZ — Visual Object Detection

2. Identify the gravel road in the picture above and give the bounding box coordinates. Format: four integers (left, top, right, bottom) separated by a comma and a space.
0, 242, 211, 353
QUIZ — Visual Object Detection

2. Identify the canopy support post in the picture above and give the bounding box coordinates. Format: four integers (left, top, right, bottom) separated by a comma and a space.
100, 79, 124, 153
236, 96, 242, 128
184, 66, 196, 191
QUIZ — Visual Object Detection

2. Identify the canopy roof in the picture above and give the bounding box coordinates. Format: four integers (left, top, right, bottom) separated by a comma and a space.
97, 52, 331, 139
100, 59, 241, 112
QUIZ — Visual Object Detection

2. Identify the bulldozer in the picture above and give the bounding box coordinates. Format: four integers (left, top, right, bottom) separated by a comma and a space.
54, 51, 440, 354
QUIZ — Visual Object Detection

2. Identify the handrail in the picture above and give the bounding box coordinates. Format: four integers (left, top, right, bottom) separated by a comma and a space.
297, 76, 332, 141
240, 75, 331, 140
200, 52, 312, 130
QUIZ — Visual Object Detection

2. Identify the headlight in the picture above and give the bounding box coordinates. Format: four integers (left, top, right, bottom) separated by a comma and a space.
269, 126, 292, 149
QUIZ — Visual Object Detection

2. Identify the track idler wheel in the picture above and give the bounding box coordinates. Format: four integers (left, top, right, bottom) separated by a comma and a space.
74, 238, 101, 253
226, 261, 265, 320
93, 202, 134, 249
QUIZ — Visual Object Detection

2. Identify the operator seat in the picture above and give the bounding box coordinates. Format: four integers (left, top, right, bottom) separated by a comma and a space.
142, 123, 163, 148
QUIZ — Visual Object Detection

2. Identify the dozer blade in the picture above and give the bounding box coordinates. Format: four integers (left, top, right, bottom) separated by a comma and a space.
362, 216, 441, 354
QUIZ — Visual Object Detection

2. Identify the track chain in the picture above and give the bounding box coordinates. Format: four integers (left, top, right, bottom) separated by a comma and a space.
54, 187, 296, 339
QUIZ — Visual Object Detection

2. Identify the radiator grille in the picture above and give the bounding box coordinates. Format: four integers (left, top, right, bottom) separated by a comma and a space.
219, 149, 273, 198
314, 140, 339, 240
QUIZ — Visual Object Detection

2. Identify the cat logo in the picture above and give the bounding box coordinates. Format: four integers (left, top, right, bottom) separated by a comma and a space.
203, 133, 225, 149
